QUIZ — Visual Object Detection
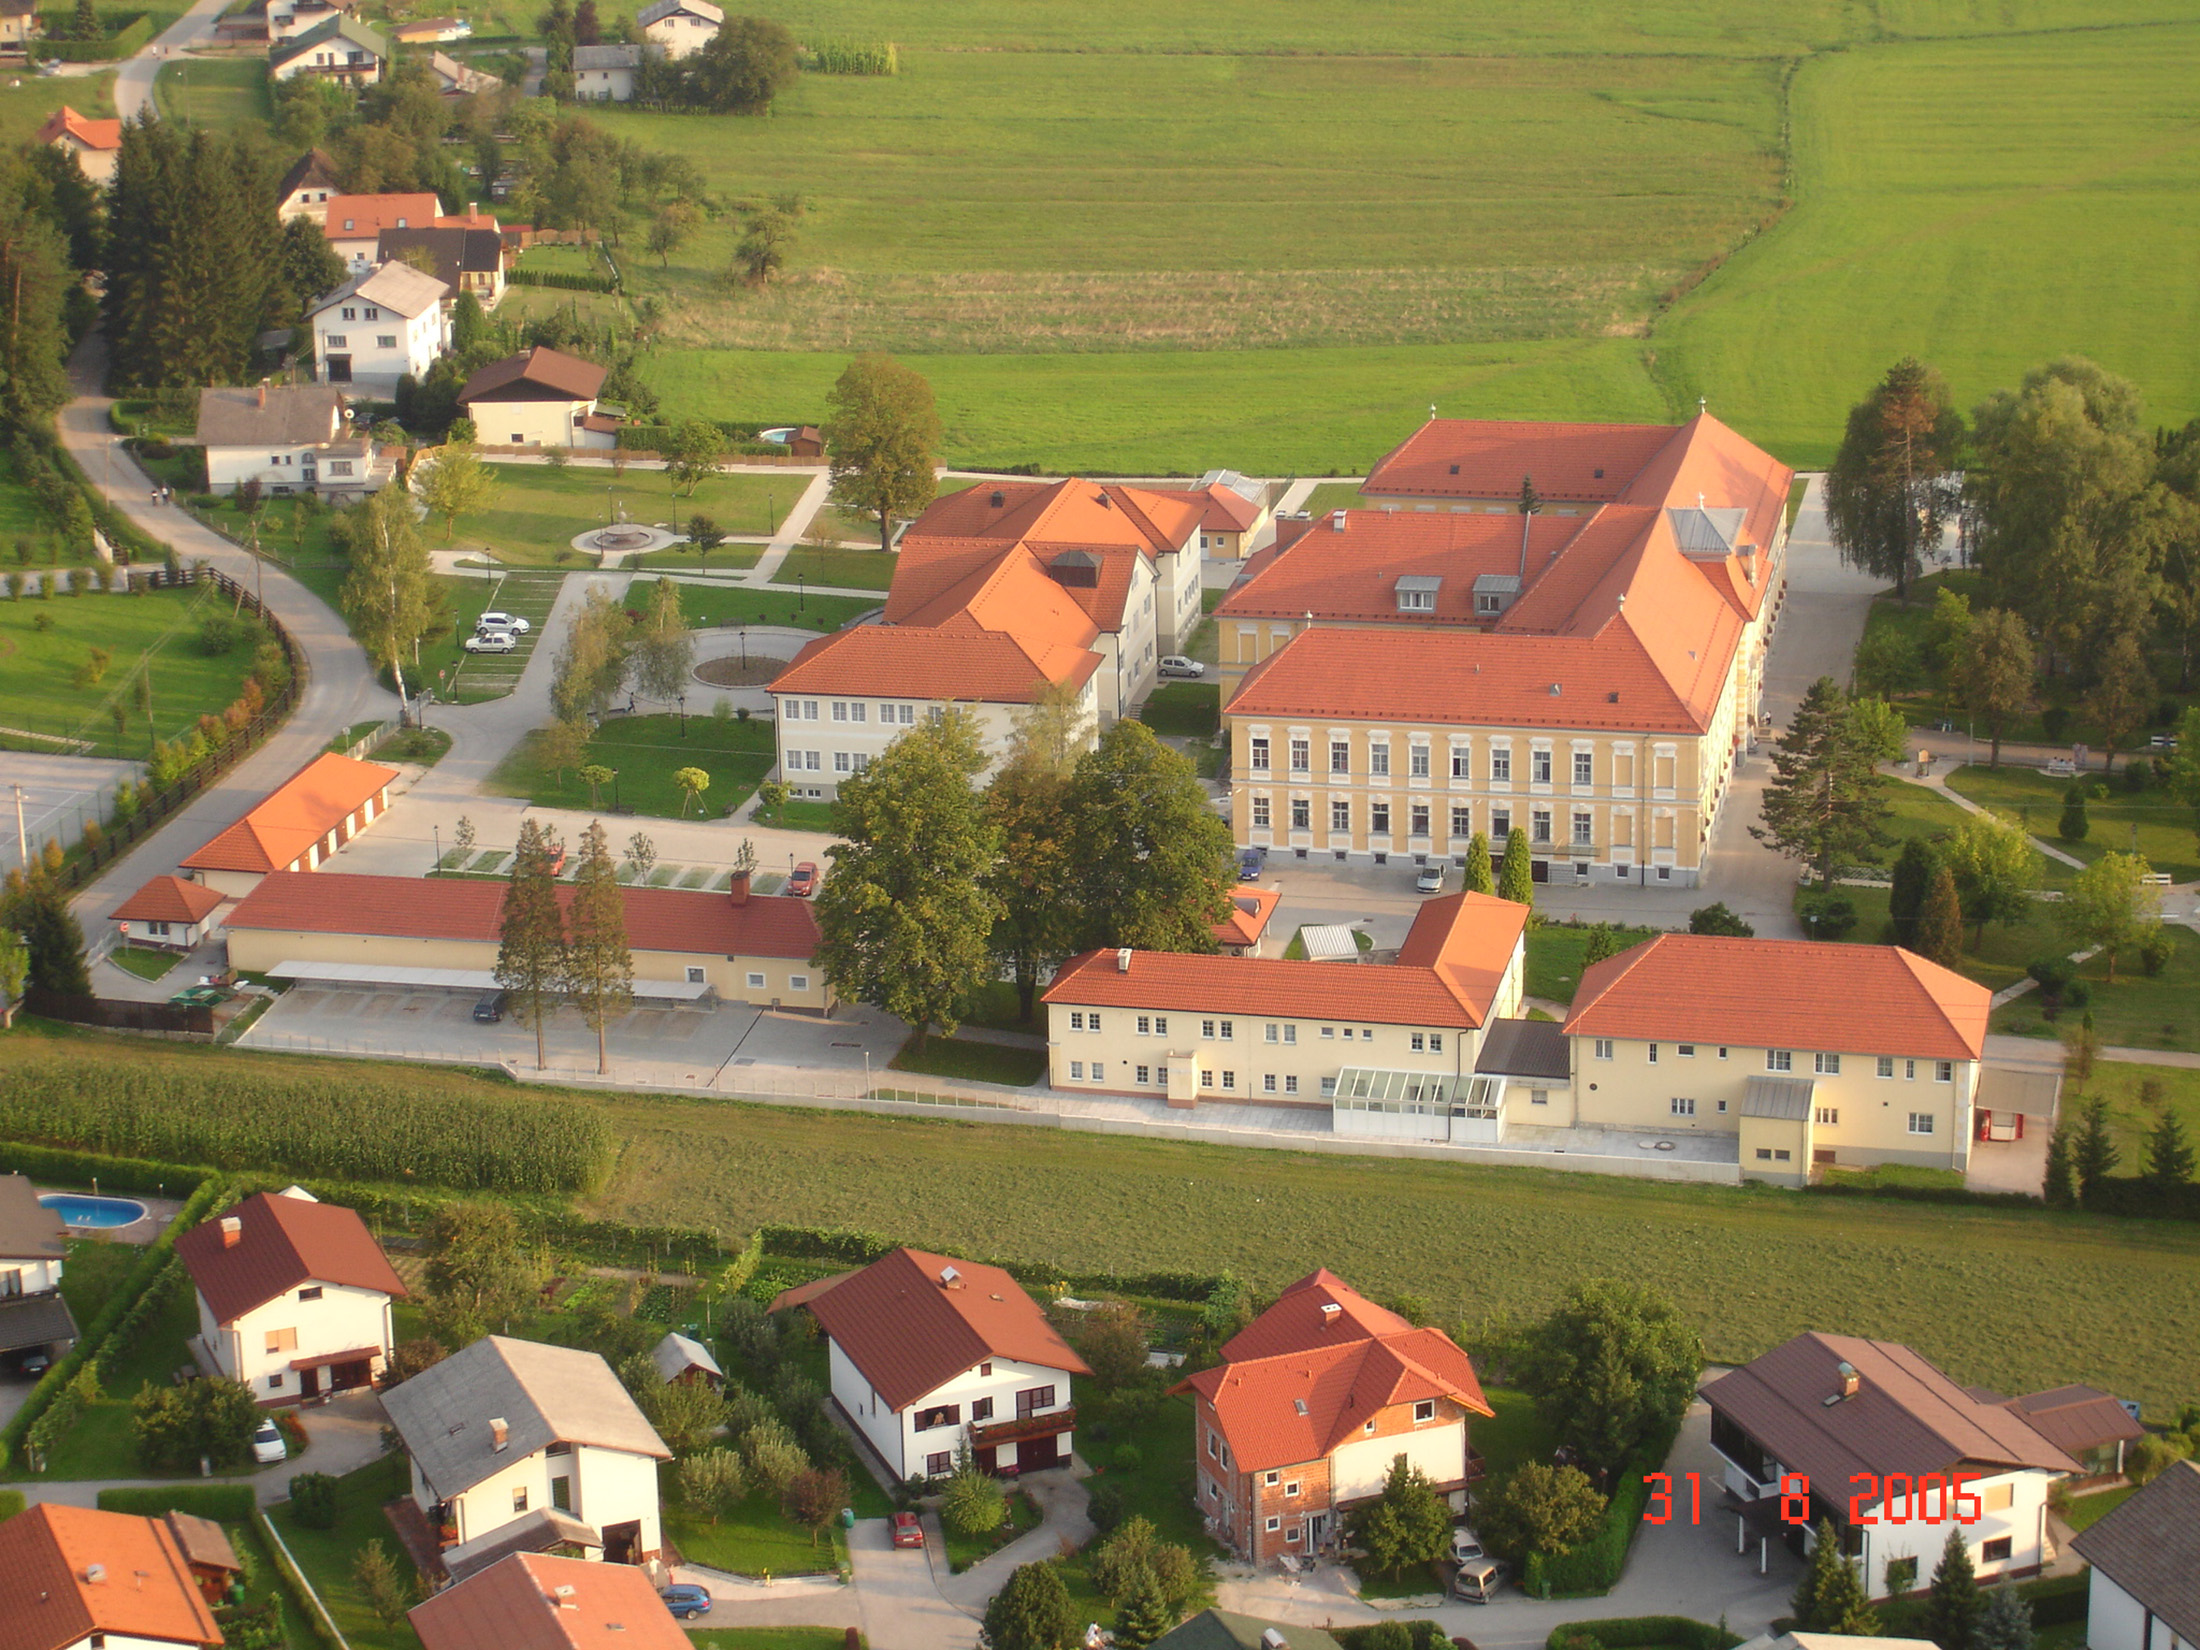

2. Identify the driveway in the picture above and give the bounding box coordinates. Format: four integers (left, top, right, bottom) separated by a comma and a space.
848, 1513, 981, 1650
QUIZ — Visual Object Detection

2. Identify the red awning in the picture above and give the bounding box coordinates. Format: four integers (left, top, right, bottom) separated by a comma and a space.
291, 1345, 380, 1372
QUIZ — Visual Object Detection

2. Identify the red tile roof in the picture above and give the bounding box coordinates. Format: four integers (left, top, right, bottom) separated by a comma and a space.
1045, 892, 1526, 1029
1195, 484, 1263, 534
1177, 1271, 1492, 1474
914, 479, 1202, 556
0, 1505, 222, 1650
322, 193, 443, 238
1216, 510, 1583, 627
459, 347, 604, 405
411, 1552, 689, 1650
1213, 885, 1280, 949
223, 870, 822, 960
178, 752, 396, 875
35, 106, 123, 152
772, 617, 1103, 704
110, 875, 226, 926
1702, 1332, 2078, 1489
1564, 935, 1989, 1060
1365, 417, 1681, 502
176, 1189, 407, 1324
774, 1247, 1089, 1412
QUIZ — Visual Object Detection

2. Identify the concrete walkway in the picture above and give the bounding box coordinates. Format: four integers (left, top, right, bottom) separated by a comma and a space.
934, 1467, 1093, 1615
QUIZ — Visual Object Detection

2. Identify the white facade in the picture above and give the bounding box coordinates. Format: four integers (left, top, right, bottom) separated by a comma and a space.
205, 441, 376, 499
1327, 1424, 1466, 1503
472, 396, 599, 449
410, 1438, 662, 1557
828, 1337, 1077, 1481
773, 687, 1100, 802
641, 7, 717, 57
312, 291, 448, 392
197, 1278, 395, 1401
2085, 1568, 2190, 1650
0, 1255, 62, 1296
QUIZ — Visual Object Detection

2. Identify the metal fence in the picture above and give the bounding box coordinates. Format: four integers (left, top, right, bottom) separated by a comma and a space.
23, 988, 212, 1036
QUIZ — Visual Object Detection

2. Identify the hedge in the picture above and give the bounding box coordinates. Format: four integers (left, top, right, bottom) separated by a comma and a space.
0, 1060, 616, 1193
0, 1490, 22, 1519
1522, 1420, 1681, 1597
508, 268, 618, 294
1865, 1572, 2089, 1637
1545, 1619, 1742, 1650
33, 12, 154, 59
1334, 1625, 1448, 1650
99, 1484, 258, 1520
1808, 1173, 2200, 1222
0, 1141, 214, 1197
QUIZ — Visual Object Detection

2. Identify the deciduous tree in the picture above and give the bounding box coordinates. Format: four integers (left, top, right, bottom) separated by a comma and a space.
1825, 358, 1965, 600
824, 353, 940, 553
2084, 631, 2155, 773
2059, 850, 2154, 983
496, 818, 565, 1069
785, 1465, 849, 1547
631, 575, 695, 700
419, 440, 500, 541
423, 1201, 547, 1341
979, 1561, 1078, 1650
1951, 608, 2034, 768
687, 15, 800, 113
1943, 811, 2038, 948
674, 767, 710, 816
1752, 678, 1891, 887
563, 819, 633, 1074
732, 206, 795, 287
339, 484, 437, 701
1475, 1461, 1606, 1565
1065, 720, 1235, 955
677, 1447, 747, 1522
551, 586, 631, 721
1515, 1279, 1702, 1478
664, 419, 722, 497
985, 704, 1085, 1020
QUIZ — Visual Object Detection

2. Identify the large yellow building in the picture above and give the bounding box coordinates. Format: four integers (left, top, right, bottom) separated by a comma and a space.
1219, 413, 1792, 889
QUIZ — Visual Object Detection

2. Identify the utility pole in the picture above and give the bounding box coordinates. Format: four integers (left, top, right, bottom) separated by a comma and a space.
10, 785, 24, 870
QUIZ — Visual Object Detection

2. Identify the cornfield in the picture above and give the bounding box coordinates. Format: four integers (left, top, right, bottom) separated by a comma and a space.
0, 1061, 614, 1193
804, 37, 896, 74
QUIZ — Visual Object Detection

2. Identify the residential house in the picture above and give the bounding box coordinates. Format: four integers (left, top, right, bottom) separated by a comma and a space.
190, 382, 385, 500
411, 1552, 691, 1650
427, 50, 502, 97
1702, 1332, 2075, 1599
458, 348, 617, 449
178, 751, 399, 899
1213, 884, 1281, 956
277, 149, 342, 222
1192, 471, 1272, 558
108, 874, 227, 953
265, 0, 357, 42
1979, 1385, 2144, 1479
1041, 891, 1527, 1117
222, 869, 832, 1011
396, 15, 473, 43
33, 107, 122, 184
321, 192, 445, 270
0, 0, 46, 58
769, 1246, 1090, 1480
308, 260, 452, 392
2072, 1459, 2199, 1650
269, 13, 388, 84
1560, 935, 1991, 1179
1152, 1613, 1344, 1650
0, 1505, 222, 1650
636, 0, 719, 57
175, 1186, 406, 1403
767, 478, 1205, 795
1175, 1268, 1492, 1566
648, 1332, 722, 1388
0, 1174, 78, 1376
380, 225, 508, 310
1218, 413, 1791, 888
571, 43, 644, 101
382, 1335, 672, 1575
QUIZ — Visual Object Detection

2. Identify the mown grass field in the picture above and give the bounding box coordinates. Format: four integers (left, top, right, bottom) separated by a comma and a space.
0, 584, 262, 754
489, 710, 776, 818
153, 56, 270, 130
0, 71, 114, 150
460, 462, 795, 565
1948, 763, 2200, 884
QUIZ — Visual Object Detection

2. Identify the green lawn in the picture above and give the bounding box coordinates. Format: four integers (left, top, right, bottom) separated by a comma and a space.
889, 1033, 1047, 1088
457, 462, 795, 566
1138, 683, 1219, 738
1991, 926, 2200, 1053
489, 712, 777, 819
2078, 1064, 2200, 1168
634, 544, 766, 573
153, 57, 269, 130
770, 547, 898, 591
662, 1482, 846, 1577
671, 584, 877, 633
1471, 1385, 1559, 1483
1297, 483, 1369, 517
1947, 764, 2200, 884
1057, 1393, 1217, 1619
1525, 923, 1660, 1004
691, 1631, 852, 1650
942, 1487, 1042, 1573
2061, 1483, 2138, 1533
267, 1454, 424, 1650
109, 946, 181, 982
0, 584, 262, 755
0, 69, 114, 149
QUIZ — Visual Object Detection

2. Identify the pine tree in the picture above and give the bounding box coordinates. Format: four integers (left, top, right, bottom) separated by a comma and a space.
1974, 1581, 2035, 1650
1111, 1574, 1174, 1650
1824, 358, 1964, 600
561, 820, 632, 1076
1888, 837, 1940, 946
2042, 1123, 2077, 1209
1751, 677, 1892, 887
1498, 826, 1534, 911
495, 819, 566, 1072
1792, 1520, 1881, 1633
2146, 1109, 2197, 1188
71, 0, 100, 42
1914, 864, 1964, 966
2073, 1096, 2120, 1203
1462, 831, 1494, 895
1921, 1526, 1982, 1650
7, 875, 90, 996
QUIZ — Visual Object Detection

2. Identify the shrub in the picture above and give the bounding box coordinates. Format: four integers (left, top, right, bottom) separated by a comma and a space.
1544, 1620, 1741, 1650
1688, 902, 1754, 937
940, 1464, 1006, 1538
98, 1485, 257, 1520
1796, 891, 1858, 941
1085, 1478, 1129, 1532
131, 1377, 260, 1471
287, 1472, 339, 1529
2139, 927, 2177, 978
1111, 1442, 1144, 1473
805, 36, 896, 73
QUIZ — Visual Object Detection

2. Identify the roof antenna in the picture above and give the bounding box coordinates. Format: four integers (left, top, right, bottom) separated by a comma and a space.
1698, 395, 1707, 415
1428, 402, 1436, 422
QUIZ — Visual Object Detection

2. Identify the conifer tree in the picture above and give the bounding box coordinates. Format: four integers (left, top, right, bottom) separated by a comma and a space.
1752, 677, 1892, 887
1888, 837, 1939, 946
1111, 1575, 1174, 1650
1462, 831, 1494, 895
1498, 825, 1534, 910
1974, 1581, 2035, 1650
2146, 1109, 2196, 1189
2072, 1097, 2120, 1203
1921, 1526, 1981, 1650
2041, 1123, 2077, 1209
495, 819, 565, 1071
1914, 864, 1963, 966
562, 820, 632, 1075
1791, 1520, 1880, 1633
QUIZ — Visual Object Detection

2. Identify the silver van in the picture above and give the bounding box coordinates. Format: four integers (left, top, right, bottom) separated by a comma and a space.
1451, 1558, 1503, 1604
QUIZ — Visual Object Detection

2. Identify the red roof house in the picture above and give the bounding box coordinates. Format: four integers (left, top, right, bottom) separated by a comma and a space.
1174, 1270, 1493, 1567
109, 875, 227, 951
411, 1552, 690, 1650
0, 1504, 222, 1650
177, 751, 398, 896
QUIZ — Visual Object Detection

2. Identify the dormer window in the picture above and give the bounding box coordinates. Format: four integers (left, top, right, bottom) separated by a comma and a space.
1395, 575, 1440, 613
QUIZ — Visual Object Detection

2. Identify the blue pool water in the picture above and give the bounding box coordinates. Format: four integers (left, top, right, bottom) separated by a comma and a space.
39, 1193, 147, 1228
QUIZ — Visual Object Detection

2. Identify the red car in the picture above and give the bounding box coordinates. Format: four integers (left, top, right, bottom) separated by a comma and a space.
788, 861, 819, 898
891, 1511, 925, 1549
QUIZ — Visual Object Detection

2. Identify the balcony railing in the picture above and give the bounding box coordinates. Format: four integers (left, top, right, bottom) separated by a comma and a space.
971, 1404, 1077, 1448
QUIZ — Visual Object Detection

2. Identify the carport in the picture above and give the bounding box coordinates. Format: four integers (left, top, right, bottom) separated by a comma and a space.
266, 961, 716, 1002
0, 1294, 78, 1371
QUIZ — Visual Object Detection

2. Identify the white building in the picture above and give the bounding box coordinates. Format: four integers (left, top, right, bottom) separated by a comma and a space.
174, 1186, 406, 1403
382, 1335, 672, 1578
191, 382, 386, 500
0, 1174, 78, 1373
268, 12, 387, 83
772, 1247, 1090, 1480
637, 0, 719, 57
278, 148, 342, 222
458, 347, 618, 449
571, 43, 644, 100
309, 260, 451, 394
2073, 1459, 2199, 1650
1703, 1332, 2076, 1599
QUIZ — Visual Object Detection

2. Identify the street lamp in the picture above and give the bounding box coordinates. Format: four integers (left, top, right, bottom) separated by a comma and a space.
738, 622, 748, 670
612, 769, 622, 811
797, 573, 805, 613
433, 824, 441, 873
678, 694, 687, 736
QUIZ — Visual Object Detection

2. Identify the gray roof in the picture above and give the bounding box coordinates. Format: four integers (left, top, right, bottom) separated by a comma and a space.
0, 1174, 66, 1263
638, 0, 721, 22
194, 384, 348, 450
1666, 504, 1750, 558
382, 1335, 669, 1499
1474, 1017, 1570, 1082
441, 1505, 602, 1582
270, 12, 388, 66
572, 43, 643, 68
650, 1331, 722, 1384
0, 1291, 79, 1354
1395, 574, 1443, 593
1741, 1075, 1815, 1121
2072, 1460, 2200, 1639
1472, 573, 1522, 595
1151, 1612, 1343, 1650
313, 258, 451, 319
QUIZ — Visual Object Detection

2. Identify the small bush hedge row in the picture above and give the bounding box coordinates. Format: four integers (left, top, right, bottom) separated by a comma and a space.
1544, 1617, 1742, 1650
98, 1484, 258, 1520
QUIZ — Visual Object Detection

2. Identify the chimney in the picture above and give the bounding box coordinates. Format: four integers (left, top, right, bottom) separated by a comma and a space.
728, 872, 749, 906
990, 490, 1004, 507
1330, 510, 1347, 532
1824, 1361, 1861, 1405
257, 379, 268, 409
490, 1417, 509, 1451
1262, 1633, 1289, 1650
1116, 947, 1132, 973
220, 1216, 242, 1248
939, 1265, 961, 1288
1319, 1303, 1340, 1326
84, 1565, 105, 1585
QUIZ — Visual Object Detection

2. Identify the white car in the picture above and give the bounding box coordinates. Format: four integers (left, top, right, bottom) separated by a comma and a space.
251, 1420, 288, 1465
1451, 1525, 1486, 1566
463, 632, 516, 654
1415, 863, 1445, 894
476, 612, 531, 634
1158, 656, 1205, 679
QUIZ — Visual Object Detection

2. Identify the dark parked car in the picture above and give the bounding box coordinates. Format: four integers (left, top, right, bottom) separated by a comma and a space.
1236, 847, 1265, 882
660, 1585, 712, 1620
472, 991, 508, 1023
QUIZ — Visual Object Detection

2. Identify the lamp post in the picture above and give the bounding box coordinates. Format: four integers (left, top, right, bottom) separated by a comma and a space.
678, 693, 687, 736
433, 824, 442, 874
798, 573, 805, 614
612, 769, 622, 811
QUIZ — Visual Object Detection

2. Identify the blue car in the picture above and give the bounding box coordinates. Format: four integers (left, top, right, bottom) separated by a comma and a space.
660, 1585, 712, 1621
1236, 847, 1265, 882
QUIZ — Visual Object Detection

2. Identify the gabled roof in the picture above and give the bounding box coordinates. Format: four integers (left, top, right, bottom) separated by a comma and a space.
1564, 935, 1989, 1061
0, 1174, 66, 1264
34, 107, 123, 152
912, 478, 1203, 557
1193, 484, 1263, 534
310, 258, 450, 319
383, 1336, 669, 1500
178, 752, 397, 874
110, 874, 227, 926
637, 0, 721, 22
2071, 1461, 2200, 1639
411, 1552, 691, 1650
572, 42, 642, 68
193, 384, 347, 450
1700, 1332, 2079, 1493
0, 1504, 221, 1650
427, 49, 500, 92
771, 615, 1102, 705
1219, 510, 1583, 627
1152, 1611, 1343, 1650
223, 870, 822, 961
269, 11, 387, 65
1213, 884, 1280, 949
1995, 1384, 2143, 1454
1365, 416, 1682, 502
773, 1247, 1089, 1413
379, 227, 503, 287
321, 191, 443, 239
1177, 1270, 1491, 1474
1046, 892, 1526, 1030
278, 148, 340, 197
176, 1188, 407, 1324
459, 347, 607, 406
650, 1331, 722, 1383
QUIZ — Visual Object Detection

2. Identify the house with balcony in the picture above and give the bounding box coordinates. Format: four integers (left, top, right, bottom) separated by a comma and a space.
269, 13, 388, 85
0, 1174, 78, 1377
769, 1246, 1089, 1480
175, 1186, 406, 1404
382, 1336, 672, 1579
1702, 1332, 2075, 1599
1175, 1269, 1492, 1567
307, 260, 451, 393
190, 382, 387, 501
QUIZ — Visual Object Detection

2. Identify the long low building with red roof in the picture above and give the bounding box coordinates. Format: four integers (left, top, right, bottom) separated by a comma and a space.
1214, 410, 1792, 889
222, 869, 830, 1011
178, 751, 398, 898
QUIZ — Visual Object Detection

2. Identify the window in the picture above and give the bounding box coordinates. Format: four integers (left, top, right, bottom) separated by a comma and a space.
1490, 748, 1512, 783
1410, 803, 1429, 837
1532, 750, 1552, 784
1251, 736, 1270, 771
1572, 810, 1593, 847
1330, 740, 1350, 774
1815, 1106, 1839, 1125
1331, 800, 1350, 831
1371, 801, 1391, 834
1530, 807, 1552, 845
1291, 798, 1310, 830
1264, 1471, 1280, 1487
512, 1486, 530, 1514
1593, 1039, 1614, 1061
1265, 1517, 1281, 1532
834, 752, 852, 773
1573, 752, 1593, 785
325, 333, 348, 347
1936, 1061, 1954, 1083
1981, 1537, 2012, 1563
1070, 1011, 1086, 1031
1490, 806, 1511, 839
1369, 743, 1390, 777
1451, 749, 1471, 779
1815, 1053, 1842, 1075
1877, 1056, 1895, 1079
747, 971, 766, 990
791, 974, 810, 991
551, 1475, 572, 1510
1285, 1480, 1300, 1497
1154, 1017, 1167, 1035
1413, 1400, 1435, 1422
1906, 1059, 1918, 1080
927, 1451, 952, 1476
1284, 1075, 1298, 1095
1767, 1050, 1793, 1072
915, 1404, 962, 1431
266, 1327, 297, 1354
971, 1396, 996, 1423
1220, 1070, 1235, 1089
1649, 1043, 1660, 1064
298, 1286, 322, 1301
1530, 1088, 1548, 1105
1410, 745, 1430, 779
1671, 1096, 1695, 1116
1411, 1032, 1425, 1052
1201, 1070, 1215, 1088
1263, 1073, 1277, 1093
341, 306, 356, 320
1290, 738, 1310, 773
1321, 1026, 1335, 1039
266, 1374, 283, 1390
1091, 1062, 1104, 1082
686, 966, 707, 985
1208, 1432, 1219, 1460
1016, 1386, 1056, 1416
1908, 1113, 1936, 1135
1202, 1019, 1216, 1040
1677, 1044, 1695, 1058
1265, 1023, 1281, 1044
1450, 805, 1470, 837
1069, 1061, 1084, 1080
1136, 1064, 1151, 1084
1137, 1015, 1152, 1035
327, 461, 353, 477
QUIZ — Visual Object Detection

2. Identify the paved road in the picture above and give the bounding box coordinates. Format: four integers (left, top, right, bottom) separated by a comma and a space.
110, 0, 236, 119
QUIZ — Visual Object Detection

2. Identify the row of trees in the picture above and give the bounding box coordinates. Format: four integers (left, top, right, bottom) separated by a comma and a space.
1792, 1521, 2040, 1648
493, 818, 634, 1073
2044, 1089, 2195, 1206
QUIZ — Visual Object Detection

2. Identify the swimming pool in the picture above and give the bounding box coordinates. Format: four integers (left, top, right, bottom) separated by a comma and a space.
39, 1193, 148, 1229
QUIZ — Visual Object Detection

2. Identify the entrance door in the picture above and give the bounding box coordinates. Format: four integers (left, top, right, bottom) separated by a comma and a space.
974, 1446, 998, 1475
1019, 1434, 1062, 1472
1307, 1511, 1330, 1551
299, 1365, 321, 1399
1530, 859, 1550, 883
603, 1520, 641, 1564
326, 355, 352, 383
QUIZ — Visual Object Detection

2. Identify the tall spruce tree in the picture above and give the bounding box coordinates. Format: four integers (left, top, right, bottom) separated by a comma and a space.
1751, 677, 1892, 887
1914, 864, 1964, 966
2041, 1122, 2077, 1208
1825, 358, 1965, 600
1888, 837, 1940, 946
1921, 1526, 1982, 1650
2146, 1109, 2197, 1189
1792, 1520, 1881, 1633
561, 820, 632, 1075
1974, 1581, 2035, 1650
0, 153, 84, 423
2072, 1096, 2120, 1203
496, 819, 565, 1071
